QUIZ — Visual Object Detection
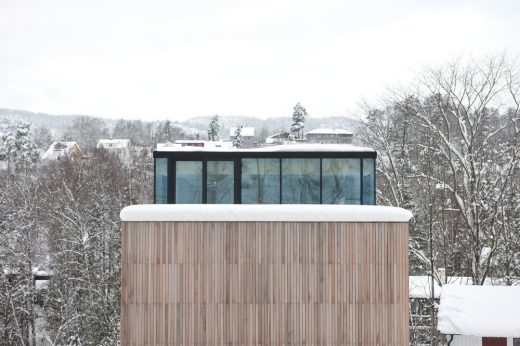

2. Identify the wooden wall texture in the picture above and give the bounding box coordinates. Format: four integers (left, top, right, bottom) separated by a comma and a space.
121, 221, 409, 345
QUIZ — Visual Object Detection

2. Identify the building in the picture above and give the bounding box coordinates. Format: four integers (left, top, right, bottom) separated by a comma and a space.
97, 139, 131, 162
41, 141, 82, 161
121, 204, 412, 345
157, 140, 233, 149
229, 126, 255, 147
153, 143, 376, 205
265, 131, 290, 144
306, 128, 354, 144
120, 143, 412, 345
438, 284, 520, 346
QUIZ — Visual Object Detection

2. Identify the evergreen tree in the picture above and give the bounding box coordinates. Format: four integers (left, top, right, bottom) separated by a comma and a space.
232, 126, 243, 148
290, 103, 308, 139
0, 122, 39, 174
207, 115, 220, 141
156, 120, 183, 143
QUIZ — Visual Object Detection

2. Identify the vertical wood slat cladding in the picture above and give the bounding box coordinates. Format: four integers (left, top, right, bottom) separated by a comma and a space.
121, 221, 409, 345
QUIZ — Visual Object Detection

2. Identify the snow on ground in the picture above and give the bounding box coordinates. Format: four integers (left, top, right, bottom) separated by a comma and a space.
438, 284, 520, 337
120, 204, 413, 222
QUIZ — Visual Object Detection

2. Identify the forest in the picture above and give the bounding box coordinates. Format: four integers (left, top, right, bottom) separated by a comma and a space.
0, 55, 519, 345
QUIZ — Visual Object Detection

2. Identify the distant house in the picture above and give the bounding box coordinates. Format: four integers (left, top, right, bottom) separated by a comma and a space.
41, 141, 82, 161
229, 127, 255, 147
265, 131, 290, 144
97, 139, 131, 162
306, 128, 354, 144
438, 284, 520, 346
157, 140, 233, 150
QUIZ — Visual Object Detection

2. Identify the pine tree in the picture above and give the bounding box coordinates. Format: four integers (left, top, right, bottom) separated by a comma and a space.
232, 126, 243, 148
208, 115, 220, 141
290, 103, 308, 139
0, 122, 39, 174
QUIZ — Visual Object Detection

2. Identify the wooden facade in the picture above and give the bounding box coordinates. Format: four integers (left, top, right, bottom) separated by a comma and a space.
121, 220, 409, 345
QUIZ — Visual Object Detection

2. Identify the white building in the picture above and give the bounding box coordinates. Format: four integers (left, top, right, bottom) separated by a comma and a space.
265, 131, 290, 144
229, 127, 255, 138
97, 139, 132, 162
438, 284, 520, 346
306, 128, 354, 144
157, 140, 233, 150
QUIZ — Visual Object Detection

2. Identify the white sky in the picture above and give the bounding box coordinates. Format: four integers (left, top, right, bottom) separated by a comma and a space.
1, 0, 519, 120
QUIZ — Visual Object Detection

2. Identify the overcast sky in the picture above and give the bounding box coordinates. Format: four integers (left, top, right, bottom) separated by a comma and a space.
1, 0, 519, 120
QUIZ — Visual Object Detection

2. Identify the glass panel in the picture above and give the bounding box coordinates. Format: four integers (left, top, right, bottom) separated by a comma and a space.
241, 158, 280, 204
175, 161, 203, 203
155, 158, 168, 204
363, 158, 375, 205
322, 158, 361, 204
282, 158, 320, 204
207, 161, 234, 204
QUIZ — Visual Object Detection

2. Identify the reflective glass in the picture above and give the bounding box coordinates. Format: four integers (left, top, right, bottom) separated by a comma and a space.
155, 158, 168, 204
363, 158, 375, 205
175, 161, 203, 203
241, 158, 280, 203
207, 161, 234, 204
281, 158, 320, 204
322, 158, 361, 204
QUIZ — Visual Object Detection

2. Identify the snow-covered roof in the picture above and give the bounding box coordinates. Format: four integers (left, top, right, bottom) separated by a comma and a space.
41, 141, 79, 160
155, 143, 375, 153
97, 139, 130, 149
120, 204, 412, 222
229, 127, 255, 137
157, 140, 233, 149
409, 276, 442, 299
307, 128, 354, 135
438, 284, 520, 337
267, 131, 290, 138
409, 276, 474, 299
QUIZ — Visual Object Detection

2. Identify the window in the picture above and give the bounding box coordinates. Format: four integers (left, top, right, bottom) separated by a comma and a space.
322, 158, 361, 204
207, 161, 234, 204
282, 158, 320, 204
241, 158, 280, 203
363, 158, 375, 205
175, 161, 203, 203
482, 337, 507, 346
155, 158, 168, 204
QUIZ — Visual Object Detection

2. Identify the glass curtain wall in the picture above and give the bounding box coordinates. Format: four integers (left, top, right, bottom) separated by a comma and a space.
363, 158, 375, 205
155, 158, 168, 204
175, 161, 203, 203
241, 158, 280, 203
322, 158, 361, 204
281, 158, 320, 204
207, 161, 234, 204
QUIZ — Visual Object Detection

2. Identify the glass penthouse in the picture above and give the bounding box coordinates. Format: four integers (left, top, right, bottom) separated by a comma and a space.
154, 144, 376, 205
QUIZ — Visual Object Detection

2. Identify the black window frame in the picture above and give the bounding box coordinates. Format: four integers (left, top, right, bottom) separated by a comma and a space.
153, 149, 377, 205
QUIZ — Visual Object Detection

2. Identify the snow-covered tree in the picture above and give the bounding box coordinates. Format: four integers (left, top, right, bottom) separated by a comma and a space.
290, 103, 308, 139
63, 116, 108, 152
207, 115, 220, 141
34, 125, 53, 149
232, 126, 243, 148
155, 120, 184, 143
359, 54, 520, 345
0, 122, 39, 174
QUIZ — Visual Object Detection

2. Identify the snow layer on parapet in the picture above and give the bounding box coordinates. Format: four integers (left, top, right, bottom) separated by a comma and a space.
155, 143, 375, 153
120, 204, 412, 222
438, 284, 520, 337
